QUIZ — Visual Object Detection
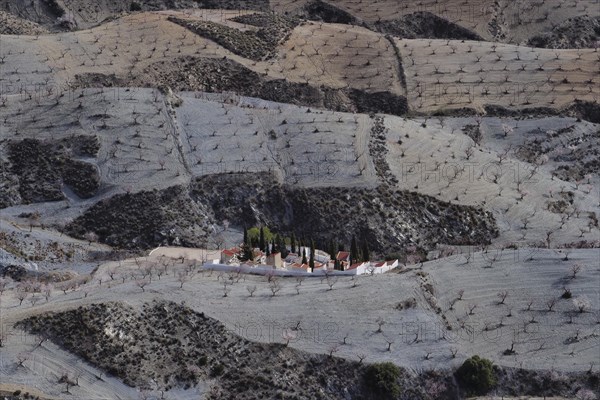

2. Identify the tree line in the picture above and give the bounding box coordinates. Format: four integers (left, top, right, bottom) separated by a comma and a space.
240, 226, 371, 271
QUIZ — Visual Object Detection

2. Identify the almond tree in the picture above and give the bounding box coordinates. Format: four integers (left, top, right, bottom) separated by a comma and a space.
281, 329, 296, 346
546, 297, 557, 311
0, 277, 10, 295
326, 276, 338, 290
177, 271, 188, 289
16, 352, 30, 367
222, 281, 232, 297
246, 285, 257, 297
497, 290, 509, 305
15, 290, 28, 306
573, 297, 591, 313
269, 280, 281, 297
570, 263, 582, 279
135, 278, 149, 293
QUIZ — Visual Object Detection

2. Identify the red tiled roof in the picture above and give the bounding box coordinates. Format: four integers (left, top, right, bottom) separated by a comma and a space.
336, 251, 350, 261
347, 262, 364, 270
222, 249, 237, 257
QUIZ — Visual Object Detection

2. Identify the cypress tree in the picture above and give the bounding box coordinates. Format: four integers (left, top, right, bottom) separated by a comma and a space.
241, 243, 253, 261
291, 232, 297, 254
259, 226, 265, 252
243, 226, 248, 245
350, 235, 359, 264
302, 248, 307, 264
309, 239, 315, 272
362, 239, 370, 262
278, 235, 288, 258
328, 239, 335, 261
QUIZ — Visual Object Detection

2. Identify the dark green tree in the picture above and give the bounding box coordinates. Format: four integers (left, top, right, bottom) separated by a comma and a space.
290, 232, 297, 254
243, 226, 248, 245
259, 226, 266, 252
455, 355, 496, 395
364, 362, 402, 399
350, 235, 359, 264
328, 239, 336, 260
309, 239, 315, 272
240, 243, 253, 261
361, 239, 370, 262
301, 248, 307, 264
278, 235, 288, 258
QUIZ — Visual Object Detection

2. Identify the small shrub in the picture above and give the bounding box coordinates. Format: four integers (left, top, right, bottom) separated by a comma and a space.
455, 355, 496, 395
130, 1, 142, 11
364, 362, 402, 399
210, 363, 225, 377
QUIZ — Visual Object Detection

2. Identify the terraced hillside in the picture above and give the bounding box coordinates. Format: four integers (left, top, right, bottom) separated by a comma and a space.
0, 1, 599, 399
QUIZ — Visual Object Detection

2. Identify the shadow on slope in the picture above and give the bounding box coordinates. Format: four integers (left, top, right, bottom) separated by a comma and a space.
73, 57, 408, 116
528, 16, 600, 49
64, 172, 497, 253
17, 300, 370, 399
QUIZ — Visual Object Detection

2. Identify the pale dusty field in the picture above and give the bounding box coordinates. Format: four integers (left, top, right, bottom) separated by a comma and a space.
0, 248, 597, 399
272, 0, 600, 44
397, 38, 599, 113
384, 115, 600, 247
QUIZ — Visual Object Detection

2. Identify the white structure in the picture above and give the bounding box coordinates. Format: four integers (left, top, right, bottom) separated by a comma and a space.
203, 259, 399, 277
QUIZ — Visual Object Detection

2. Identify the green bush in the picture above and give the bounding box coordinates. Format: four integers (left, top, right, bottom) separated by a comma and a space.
130, 2, 142, 11
210, 363, 225, 377
364, 362, 402, 399
455, 355, 496, 395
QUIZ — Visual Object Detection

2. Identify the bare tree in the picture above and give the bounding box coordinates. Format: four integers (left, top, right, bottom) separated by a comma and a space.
570, 264, 582, 279
546, 297, 557, 311
326, 277, 338, 290
42, 283, 54, 302
222, 281, 232, 297
177, 271, 188, 289
59, 371, 77, 394
468, 303, 477, 315
375, 317, 385, 333
573, 297, 591, 313
525, 298, 534, 311
246, 285, 257, 297
384, 336, 394, 351
15, 290, 28, 306
29, 296, 41, 307
16, 352, 30, 367
269, 280, 281, 297
0, 277, 10, 295
497, 290, 509, 305
328, 344, 340, 358
281, 329, 296, 346
135, 278, 149, 293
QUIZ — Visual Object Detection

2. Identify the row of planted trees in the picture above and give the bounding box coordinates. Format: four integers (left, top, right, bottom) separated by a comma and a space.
240, 226, 371, 271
